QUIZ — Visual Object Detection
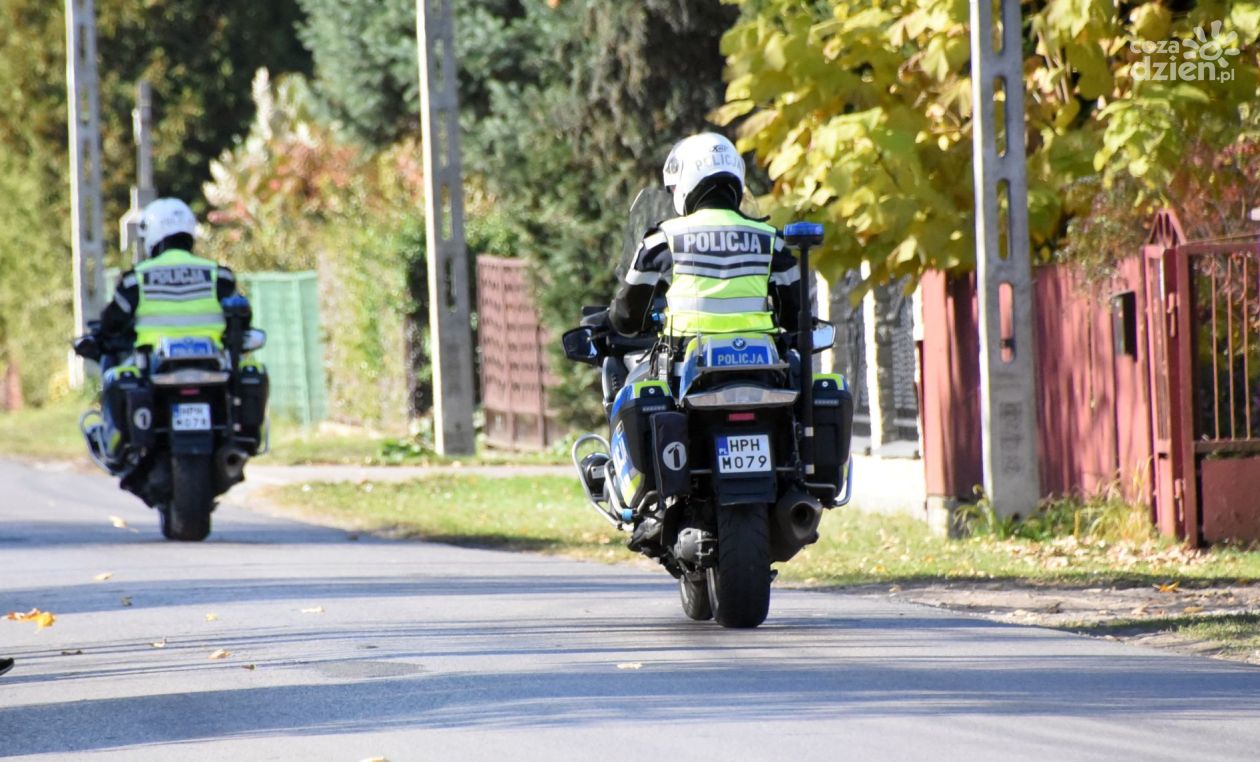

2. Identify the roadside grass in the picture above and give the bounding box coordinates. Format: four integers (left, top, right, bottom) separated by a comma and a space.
1066, 613, 1260, 661
0, 396, 88, 460
0, 398, 566, 466
273, 474, 1260, 587
269, 475, 635, 563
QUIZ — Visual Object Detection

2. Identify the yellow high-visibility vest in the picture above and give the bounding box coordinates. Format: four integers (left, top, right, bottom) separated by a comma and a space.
660, 208, 778, 337
133, 249, 226, 348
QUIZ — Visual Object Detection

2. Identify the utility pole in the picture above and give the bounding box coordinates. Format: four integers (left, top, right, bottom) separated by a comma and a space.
969, 0, 1041, 518
120, 80, 157, 264
416, 0, 476, 454
65, 0, 107, 382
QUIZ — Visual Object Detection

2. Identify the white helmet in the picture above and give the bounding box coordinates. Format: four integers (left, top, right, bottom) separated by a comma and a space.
667, 132, 745, 215
139, 198, 197, 258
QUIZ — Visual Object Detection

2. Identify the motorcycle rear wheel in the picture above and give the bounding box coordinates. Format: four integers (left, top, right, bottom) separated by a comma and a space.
163, 455, 213, 542
710, 503, 772, 628
679, 571, 713, 621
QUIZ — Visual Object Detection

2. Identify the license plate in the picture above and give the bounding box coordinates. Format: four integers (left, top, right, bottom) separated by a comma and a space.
716, 434, 772, 473
171, 403, 211, 431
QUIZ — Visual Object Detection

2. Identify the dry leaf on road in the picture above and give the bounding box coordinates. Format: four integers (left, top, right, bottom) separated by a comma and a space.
120, 597, 133, 607
208, 649, 231, 660
241, 664, 256, 671
6, 608, 55, 629
150, 638, 167, 648
60, 650, 83, 656
108, 516, 128, 529
616, 662, 643, 670
93, 572, 113, 582
1183, 606, 1204, 614
205, 613, 219, 622
1156, 581, 1181, 593
300, 606, 325, 614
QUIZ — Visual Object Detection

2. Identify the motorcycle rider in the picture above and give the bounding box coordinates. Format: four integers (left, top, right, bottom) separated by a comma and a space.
85, 198, 243, 470
607, 132, 807, 392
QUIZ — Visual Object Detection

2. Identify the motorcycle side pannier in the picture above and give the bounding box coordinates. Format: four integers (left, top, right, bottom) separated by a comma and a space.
811, 373, 854, 503
236, 361, 269, 428
609, 380, 675, 507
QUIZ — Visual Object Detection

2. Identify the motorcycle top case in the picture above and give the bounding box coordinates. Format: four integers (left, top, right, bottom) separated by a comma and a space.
610, 380, 676, 508
811, 373, 854, 502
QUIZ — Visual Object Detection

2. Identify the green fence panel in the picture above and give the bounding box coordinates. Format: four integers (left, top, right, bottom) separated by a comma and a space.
238, 272, 327, 425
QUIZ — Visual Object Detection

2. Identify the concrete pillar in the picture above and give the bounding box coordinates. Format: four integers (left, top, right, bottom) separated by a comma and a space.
969, 0, 1041, 517
417, 0, 476, 454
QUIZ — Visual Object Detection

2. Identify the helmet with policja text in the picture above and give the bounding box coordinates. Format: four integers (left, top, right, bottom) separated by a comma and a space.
665, 132, 745, 216
138, 198, 197, 259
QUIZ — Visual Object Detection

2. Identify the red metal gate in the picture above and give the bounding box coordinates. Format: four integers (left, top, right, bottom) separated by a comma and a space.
1144, 210, 1260, 544
476, 256, 560, 450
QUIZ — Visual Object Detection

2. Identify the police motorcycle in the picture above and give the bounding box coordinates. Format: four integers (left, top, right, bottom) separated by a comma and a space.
563, 189, 854, 628
72, 296, 270, 541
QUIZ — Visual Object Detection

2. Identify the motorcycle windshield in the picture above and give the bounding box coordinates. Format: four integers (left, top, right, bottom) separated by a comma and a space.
618, 187, 675, 280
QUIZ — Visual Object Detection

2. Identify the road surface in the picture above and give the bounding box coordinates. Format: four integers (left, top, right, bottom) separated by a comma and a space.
3, 458, 1260, 761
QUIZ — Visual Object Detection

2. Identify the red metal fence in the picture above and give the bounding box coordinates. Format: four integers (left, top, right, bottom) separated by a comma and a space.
476, 256, 561, 450
922, 210, 1260, 544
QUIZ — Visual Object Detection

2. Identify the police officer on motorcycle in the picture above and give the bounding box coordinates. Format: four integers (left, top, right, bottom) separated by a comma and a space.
605, 132, 806, 396
85, 198, 244, 471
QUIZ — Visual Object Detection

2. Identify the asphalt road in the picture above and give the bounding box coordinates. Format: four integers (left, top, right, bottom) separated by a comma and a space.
3, 458, 1260, 761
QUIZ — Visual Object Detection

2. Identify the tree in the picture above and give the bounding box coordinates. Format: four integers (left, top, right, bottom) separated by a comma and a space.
716, 0, 1260, 287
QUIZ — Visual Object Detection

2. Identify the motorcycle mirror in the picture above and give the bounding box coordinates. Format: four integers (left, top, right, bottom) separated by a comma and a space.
72, 335, 102, 362
562, 327, 600, 365
811, 321, 836, 353
242, 328, 267, 353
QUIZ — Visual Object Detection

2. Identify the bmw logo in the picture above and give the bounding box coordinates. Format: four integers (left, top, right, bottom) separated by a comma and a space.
732, 338, 747, 350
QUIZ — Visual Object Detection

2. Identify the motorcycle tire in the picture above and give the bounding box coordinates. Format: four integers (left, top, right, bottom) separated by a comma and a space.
709, 503, 772, 628
164, 455, 213, 542
678, 571, 713, 621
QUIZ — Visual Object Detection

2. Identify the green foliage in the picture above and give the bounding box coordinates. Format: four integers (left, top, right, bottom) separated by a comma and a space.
959, 491, 1154, 544
201, 71, 428, 426
718, 0, 1260, 287
296, 0, 736, 427
0, 0, 309, 405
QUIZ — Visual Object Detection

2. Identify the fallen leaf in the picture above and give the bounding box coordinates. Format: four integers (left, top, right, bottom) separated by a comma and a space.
359, 757, 389, 762
888, 585, 903, 594
1183, 606, 1204, 614
108, 516, 129, 529
93, 572, 113, 582
208, 649, 231, 660
616, 662, 642, 670
241, 664, 256, 671
6, 608, 55, 629
1156, 581, 1181, 593
205, 613, 219, 622
151, 638, 167, 649
300, 606, 325, 614
120, 597, 133, 607
59, 650, 83, 656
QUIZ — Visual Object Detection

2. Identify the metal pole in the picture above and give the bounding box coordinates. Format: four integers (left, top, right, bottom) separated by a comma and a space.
970, 0, 1041, 517
66, 0, 106, 380
121, 80, 157, 264
416, 0, 476, 454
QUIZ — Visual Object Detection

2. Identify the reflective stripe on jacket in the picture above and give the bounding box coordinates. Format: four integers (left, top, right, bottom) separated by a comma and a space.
133, 249, 226, 348
660, 208, 778, 336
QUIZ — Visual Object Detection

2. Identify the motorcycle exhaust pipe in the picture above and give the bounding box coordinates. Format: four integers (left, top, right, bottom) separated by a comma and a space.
215, 446, 250, 488
772, 492, 823, 560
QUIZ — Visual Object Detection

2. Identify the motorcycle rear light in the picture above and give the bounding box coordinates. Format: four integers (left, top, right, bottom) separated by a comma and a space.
180, 388, 200, 396
727, 412, 756, 422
